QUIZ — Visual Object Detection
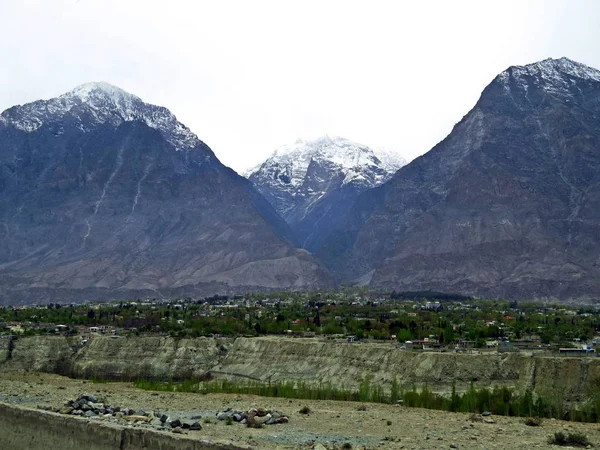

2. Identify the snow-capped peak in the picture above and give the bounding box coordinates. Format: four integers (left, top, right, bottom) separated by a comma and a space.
247, 135, 406, 190
65, 81, 139, 102
0, 82, 201, 151
496, 57, 600, 97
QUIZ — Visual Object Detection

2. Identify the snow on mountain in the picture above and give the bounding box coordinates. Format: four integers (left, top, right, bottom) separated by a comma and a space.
0, 81, 201, 151
245, 136, 407, 251
247, 135, 406, 192
496, 57, 600, 97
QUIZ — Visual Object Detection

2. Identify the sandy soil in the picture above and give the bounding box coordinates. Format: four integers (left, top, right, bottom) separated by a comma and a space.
0, 370, 597, 449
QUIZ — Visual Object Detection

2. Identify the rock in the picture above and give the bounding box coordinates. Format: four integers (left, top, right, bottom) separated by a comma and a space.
253, 413, 272, 425
450, 444, 458, 449
123, 415, 152, 423
276, 417, 289, 424
59, 407, 74, 415
78, 394, 98, 403
170, 419, 182, 428
256, 408, 268, 417
160, 414, 169, 423
172, 427, 183, 434
115, 412, 125, 419
481, 411, 492, 417
483, 418, 495, 424
189, 422, 202, 431
233, 414, 242, 422
84, 411, 97, 418
191, 414, 202, 420
314, 444, 328, 450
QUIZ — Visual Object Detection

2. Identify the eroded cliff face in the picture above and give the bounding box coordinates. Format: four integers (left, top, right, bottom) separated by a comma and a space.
215, 338, 600, 400
3, 336, 600, 403
4, 336, 228, 380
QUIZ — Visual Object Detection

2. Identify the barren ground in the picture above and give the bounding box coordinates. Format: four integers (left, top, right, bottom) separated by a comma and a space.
0, 370, 598, 449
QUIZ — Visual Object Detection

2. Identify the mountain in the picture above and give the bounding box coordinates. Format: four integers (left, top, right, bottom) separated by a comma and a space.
246, 136, 406, 251
318, 57, 600, 301
0, 82, 331, 304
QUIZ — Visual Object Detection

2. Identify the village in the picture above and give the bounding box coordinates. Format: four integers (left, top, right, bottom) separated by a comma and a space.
2, 290, 600, 357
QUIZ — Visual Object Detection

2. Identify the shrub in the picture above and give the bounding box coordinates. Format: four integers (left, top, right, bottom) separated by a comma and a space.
524, 417, 542, 427
549, 431, 567, 446
548, 431, 590, 447
299, 406, 311, 414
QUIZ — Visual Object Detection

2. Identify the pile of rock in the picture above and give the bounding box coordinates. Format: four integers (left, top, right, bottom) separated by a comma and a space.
52, 394, 202, 433
215, 407, 289, 426
469, 412, 495, 424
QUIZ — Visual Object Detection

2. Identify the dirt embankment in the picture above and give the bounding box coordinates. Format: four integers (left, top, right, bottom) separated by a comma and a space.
3, 335, 600, 401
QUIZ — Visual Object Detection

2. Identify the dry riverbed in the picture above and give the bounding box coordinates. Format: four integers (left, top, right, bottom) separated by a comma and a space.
0, 370, 598, 449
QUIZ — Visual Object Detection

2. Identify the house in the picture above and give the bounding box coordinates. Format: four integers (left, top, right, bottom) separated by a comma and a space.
423, 302, 443, 312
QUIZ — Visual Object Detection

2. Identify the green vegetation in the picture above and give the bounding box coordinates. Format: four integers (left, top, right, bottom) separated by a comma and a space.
548, 431, 591, 446
2, 289, 600, 354
133, 377, 600, 423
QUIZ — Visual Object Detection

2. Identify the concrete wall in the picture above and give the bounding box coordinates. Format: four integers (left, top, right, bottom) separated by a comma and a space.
0, 403, 248, 450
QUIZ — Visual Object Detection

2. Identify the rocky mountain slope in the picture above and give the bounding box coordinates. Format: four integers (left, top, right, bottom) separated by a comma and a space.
0, 83, 331, 303
318, 57, 600, 301
246, 136, 406, 251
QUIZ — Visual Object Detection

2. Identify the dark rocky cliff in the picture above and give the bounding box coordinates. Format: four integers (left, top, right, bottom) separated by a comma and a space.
0, 83, 331, 303
319, 58, 600, 301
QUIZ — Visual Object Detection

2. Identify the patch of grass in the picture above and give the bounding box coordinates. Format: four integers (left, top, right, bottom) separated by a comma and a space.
356, 405, 367, 411
299, 406, 311, 415
202, 418, 213, 424
548, 431, 591, 447
225, 416, 233, 425
132, 377, 600, 424
386, 420, 392, 426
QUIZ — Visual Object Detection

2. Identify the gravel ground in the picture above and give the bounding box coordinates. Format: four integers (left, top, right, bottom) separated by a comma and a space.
0, 370, 598, 449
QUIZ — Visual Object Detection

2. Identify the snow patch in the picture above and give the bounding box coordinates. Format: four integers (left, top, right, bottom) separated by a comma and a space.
0, 82, 202, 152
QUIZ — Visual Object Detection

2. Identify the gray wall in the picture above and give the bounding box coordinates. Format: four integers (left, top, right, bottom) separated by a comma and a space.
0, 403, 248, 450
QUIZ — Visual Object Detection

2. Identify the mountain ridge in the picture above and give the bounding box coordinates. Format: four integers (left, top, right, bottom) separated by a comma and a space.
0, 84, 332, 304
317, 57, 600, 301
246, 135, 406, 251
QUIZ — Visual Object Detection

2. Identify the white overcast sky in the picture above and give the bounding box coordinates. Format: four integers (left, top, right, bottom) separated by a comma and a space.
1, 0, 600, 172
